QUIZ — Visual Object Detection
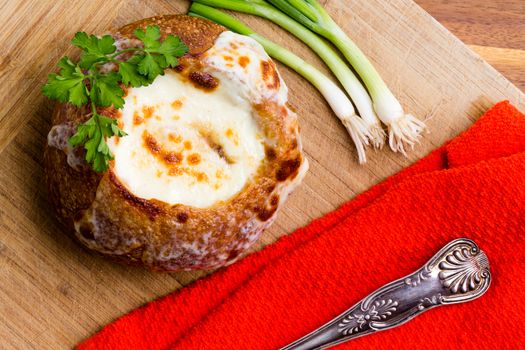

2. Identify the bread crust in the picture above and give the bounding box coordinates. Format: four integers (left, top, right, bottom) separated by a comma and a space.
44, 15, 307, 271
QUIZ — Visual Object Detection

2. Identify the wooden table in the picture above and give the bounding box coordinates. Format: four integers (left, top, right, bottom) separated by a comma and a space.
418, 0, 525, 91
0, 1, 523, 349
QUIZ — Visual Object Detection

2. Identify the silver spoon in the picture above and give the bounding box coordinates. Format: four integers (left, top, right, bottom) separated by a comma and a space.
281, 238, 491, 350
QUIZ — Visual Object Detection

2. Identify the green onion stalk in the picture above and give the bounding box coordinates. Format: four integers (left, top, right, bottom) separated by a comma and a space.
192, 0, 386, 152
268, 0, 426, 154
190, 3, 374, 162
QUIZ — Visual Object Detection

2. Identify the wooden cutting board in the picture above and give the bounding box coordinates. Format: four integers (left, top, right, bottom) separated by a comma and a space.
0, 0, 523, 348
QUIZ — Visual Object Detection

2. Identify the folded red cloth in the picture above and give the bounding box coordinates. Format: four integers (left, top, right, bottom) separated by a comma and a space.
78, 101, 525, 350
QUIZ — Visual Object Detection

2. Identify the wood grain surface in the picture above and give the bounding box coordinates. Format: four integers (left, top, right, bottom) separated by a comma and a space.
417, 0, 525, 90
0, 1, 523, 349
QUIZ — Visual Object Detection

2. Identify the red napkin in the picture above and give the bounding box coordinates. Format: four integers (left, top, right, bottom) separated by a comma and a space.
78, 101, 525, 349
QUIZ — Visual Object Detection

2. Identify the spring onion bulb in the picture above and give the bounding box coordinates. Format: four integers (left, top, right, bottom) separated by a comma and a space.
190, 3, 371, 162
193, 0, 385, 151
268, 0, 426, 154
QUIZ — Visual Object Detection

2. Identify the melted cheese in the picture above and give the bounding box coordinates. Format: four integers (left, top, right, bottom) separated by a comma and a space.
107, 32, 287, 208
203, 31, 288, 105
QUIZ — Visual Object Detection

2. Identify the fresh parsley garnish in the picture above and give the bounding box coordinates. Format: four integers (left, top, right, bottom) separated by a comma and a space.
42, 25, 188, 172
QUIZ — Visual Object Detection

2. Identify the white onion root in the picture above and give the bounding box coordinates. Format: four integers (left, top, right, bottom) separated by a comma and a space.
386, 114, 427, 155
340, 114, 372, 164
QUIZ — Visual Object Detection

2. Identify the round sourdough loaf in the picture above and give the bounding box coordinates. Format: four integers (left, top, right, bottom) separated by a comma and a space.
44, 15, 308, 271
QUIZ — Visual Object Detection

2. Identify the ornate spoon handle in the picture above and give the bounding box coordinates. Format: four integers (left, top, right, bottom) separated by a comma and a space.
281, 238, 491, 350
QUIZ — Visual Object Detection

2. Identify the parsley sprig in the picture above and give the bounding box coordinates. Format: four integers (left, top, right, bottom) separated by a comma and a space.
42, 25, 188, 172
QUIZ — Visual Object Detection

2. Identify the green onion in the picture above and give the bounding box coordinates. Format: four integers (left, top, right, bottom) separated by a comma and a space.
192, 0, 385, 151
268, 0, 426, 154
190, 3, 372, 162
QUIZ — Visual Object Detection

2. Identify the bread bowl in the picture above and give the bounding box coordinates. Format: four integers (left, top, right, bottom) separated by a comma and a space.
44, 15, 308, 271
